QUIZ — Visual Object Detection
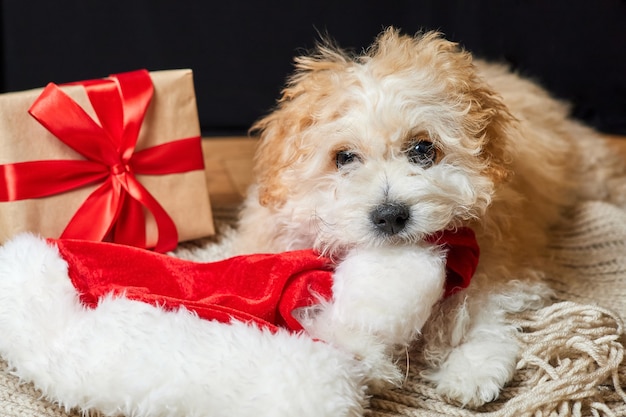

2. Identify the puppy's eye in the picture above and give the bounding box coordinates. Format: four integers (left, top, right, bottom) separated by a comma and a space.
406, 140, 437, 167
336, 150, 360, 168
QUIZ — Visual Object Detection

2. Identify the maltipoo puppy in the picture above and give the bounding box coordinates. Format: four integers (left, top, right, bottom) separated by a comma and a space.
234, 28, 614, 406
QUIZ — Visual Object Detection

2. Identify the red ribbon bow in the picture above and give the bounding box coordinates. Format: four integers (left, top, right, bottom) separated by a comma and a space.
0, 70, 205, 252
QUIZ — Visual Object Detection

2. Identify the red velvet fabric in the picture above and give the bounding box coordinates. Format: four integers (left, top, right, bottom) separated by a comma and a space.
52, 228, 479, 333
426, 227, 480, 298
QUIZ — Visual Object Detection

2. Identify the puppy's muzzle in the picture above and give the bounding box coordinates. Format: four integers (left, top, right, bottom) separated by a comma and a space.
370, 202, 410, 235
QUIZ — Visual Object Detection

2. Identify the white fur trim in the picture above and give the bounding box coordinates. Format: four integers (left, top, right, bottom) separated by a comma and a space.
297, 244, 446, 385
0, 234, 367, 417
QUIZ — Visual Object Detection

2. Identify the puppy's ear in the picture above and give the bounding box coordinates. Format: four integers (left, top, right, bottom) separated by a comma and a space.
250, 110, 308, 208
251, 42, 352, 207
466, 84, 515, 185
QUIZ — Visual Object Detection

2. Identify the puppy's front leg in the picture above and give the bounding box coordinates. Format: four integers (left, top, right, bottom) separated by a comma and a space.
298, 245, 446, 384
423, 281, 547, 406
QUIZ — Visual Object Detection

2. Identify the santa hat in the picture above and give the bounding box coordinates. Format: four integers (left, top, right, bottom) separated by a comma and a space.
0, 229, 478, 416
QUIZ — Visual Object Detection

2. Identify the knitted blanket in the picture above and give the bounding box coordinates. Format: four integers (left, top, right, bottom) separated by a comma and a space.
2, 200, 626, 417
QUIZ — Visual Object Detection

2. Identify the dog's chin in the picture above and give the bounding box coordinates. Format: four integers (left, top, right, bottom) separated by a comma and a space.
314, 226, 433, 258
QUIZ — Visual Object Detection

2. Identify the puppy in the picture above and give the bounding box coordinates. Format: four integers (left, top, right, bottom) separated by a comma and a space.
234, 28, 615, 406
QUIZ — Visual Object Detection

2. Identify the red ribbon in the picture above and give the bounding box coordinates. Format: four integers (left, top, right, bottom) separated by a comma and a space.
0, 70, 205, 252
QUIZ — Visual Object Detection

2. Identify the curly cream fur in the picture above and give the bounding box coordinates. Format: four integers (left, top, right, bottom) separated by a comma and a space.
235, 28, 617, 406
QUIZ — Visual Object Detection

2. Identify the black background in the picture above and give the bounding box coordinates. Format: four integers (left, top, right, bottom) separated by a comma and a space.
2, 1, 625, 136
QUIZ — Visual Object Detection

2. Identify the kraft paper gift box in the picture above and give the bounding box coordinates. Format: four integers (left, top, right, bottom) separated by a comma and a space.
0, 69, 214, 252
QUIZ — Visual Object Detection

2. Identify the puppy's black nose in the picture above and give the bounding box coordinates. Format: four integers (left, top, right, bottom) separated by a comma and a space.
370, 202, 410, 235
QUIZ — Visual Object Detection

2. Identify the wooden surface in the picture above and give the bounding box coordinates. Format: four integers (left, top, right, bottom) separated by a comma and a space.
202, 137, 257, 210
203, 135, 626, 210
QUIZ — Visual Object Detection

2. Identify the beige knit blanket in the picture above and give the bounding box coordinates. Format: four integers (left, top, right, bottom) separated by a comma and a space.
2, 200, 626, 417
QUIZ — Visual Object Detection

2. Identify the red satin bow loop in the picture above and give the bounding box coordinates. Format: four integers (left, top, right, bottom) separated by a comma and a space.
0, 70, 205, 252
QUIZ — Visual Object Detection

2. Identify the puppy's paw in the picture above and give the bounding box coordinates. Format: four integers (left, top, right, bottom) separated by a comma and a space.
424, 339, 518, 407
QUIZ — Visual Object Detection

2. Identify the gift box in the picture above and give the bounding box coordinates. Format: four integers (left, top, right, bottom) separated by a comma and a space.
0, 69, 214, 252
